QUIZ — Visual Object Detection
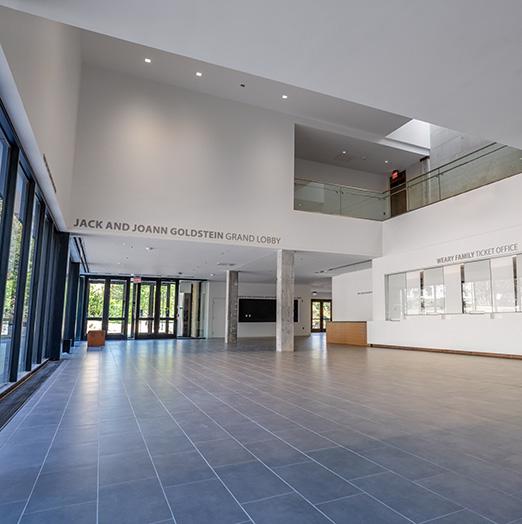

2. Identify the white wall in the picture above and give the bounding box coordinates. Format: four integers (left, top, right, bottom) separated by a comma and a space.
0, 7, 82, 223
295, 158, 387, 192
69, 65, 382, 258
371, 173, 522, 356
208, 281, 311, 338
332, 267, 373, 321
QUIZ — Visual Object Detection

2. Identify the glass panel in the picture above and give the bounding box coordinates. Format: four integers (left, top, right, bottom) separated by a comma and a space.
311, 300, 321, 330
515, 255, 522, 311
322, 301, 331, 322
87, 319, 102, 332
87, 281, 105, 317
0, 138, 7, 225
1, 170, 28, 384
423, 267, 445, 314
443, 264, 463, 314
19, 198, 41, 373
169, 283, 176, 317
407, 174, 440, 211
160, 283, 168, 317
491, 256, 516, 313
139, 283, 155, 317
107, 320, 123, 334
108, 281, 125, 317
138, 319, 152, 334
294, 180, 341, 215
462, 260, 492, 313
406, 271, 422, 315
340, 187, 388, 220
386, 273, 406, 320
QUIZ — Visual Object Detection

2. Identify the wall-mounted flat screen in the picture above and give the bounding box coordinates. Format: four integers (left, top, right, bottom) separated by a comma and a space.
239, 299, 298, 322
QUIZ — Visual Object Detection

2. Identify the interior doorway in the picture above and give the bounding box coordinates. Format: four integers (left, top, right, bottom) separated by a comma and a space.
311, 299, 332, 332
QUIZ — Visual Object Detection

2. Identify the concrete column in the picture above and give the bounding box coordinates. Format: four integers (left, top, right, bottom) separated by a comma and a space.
190, 282, 201, 338
276, 249, 294, 352
225, 270, 239, 343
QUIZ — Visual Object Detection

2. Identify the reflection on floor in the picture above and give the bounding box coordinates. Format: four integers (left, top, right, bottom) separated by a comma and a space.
1, 335, 522, 523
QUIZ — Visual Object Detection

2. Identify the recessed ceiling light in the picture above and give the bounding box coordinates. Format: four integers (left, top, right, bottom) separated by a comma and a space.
210, 273, 215, 277
195, 71, 203, 77
281, 94, 288, 99
341, 150, 347, 155
145, 246, 154, 251
144, 58, 152, 63
384, 160, 389, 164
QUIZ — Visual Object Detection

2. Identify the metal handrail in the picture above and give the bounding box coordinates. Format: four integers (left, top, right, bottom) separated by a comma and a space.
296, 142, 510, 198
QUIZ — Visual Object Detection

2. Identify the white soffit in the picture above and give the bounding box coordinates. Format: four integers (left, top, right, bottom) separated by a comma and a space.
0, 1, 521, 147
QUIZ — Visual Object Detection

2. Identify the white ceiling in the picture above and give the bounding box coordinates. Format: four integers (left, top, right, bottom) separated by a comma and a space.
295, 124, 424, 174
2, 0, 521, 148
78, 30, 410, 140
80, 233, 368, 287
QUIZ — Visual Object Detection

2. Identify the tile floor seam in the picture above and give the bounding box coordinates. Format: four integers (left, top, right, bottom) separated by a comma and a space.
0, 359, 71, 450
120, 353, 336, 524
15, 360, 83, 524
107, 348, 255, 524
146, 356, 416, 524
240, 490, 295, 505
186, 358, 510, 523
186, 353, 522, 502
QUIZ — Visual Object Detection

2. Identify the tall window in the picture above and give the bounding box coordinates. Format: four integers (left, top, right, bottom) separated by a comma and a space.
19, 197, 41, 372
0, 167, 28, 383
0, 137, 9, 383
462, 260, 492, 313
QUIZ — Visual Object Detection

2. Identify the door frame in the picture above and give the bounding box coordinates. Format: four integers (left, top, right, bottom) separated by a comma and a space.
311, 299, 332, 333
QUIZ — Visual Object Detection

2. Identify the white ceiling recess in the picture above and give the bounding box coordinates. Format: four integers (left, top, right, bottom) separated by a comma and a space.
295, 124, 425, 174
80, 233, 368, 286
2, 0, 521, 148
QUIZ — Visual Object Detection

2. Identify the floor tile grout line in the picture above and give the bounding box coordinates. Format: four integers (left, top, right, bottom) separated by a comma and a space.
0, 359, 72, 450
125, 389, 256, 522
241, 490, 295, 505
218, 350, 522, 443
142, 356, 406, 524
13, 498, 97, 517
188, 356, 518, 522
15, 359, 83, 524
188, 352, 522, 502
106, 349, 178, 524
152, 359, 418, 524
418, 508, 497, 524
114, 349, 335, 524
314, 491, 364, 507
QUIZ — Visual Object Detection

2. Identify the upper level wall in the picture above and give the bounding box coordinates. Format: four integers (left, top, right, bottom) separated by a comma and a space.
0, 7, 81, 223
70, 65, 382, 257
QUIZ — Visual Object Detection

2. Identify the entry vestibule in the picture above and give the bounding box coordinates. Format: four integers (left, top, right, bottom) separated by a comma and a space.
82, 276, 207, 340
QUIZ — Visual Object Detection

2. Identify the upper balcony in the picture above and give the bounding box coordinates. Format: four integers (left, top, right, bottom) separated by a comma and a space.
295, 143, 522, 221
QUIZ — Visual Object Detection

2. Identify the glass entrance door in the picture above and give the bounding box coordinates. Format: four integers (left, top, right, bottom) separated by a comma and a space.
107, 280, 128, 337
136, 281, 156, 337
311, 299, 332, 332
158, 281, 177, 337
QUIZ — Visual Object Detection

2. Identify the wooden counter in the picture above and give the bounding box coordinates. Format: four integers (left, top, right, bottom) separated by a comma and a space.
326, 321, 367, 346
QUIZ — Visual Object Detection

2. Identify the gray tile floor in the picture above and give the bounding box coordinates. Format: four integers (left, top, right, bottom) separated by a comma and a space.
1, 335, 522, 523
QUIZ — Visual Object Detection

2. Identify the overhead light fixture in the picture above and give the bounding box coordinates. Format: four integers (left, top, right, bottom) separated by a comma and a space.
281, 94, 288, 99
384, 160, 390, 164
341, 150, 347, 155
210, 273, 215, 277
312, 291, 317, 296
195, 71, 203, 77
144, 58, 152, 63
145, 246, 154, 251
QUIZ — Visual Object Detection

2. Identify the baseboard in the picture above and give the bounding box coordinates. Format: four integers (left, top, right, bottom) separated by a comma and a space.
369, 344, 522, 360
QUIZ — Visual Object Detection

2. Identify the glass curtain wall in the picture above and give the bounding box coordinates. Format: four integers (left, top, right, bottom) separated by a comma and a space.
0, 101, 63, 390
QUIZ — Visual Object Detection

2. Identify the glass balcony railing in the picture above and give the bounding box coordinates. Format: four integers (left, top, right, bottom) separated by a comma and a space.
294, 143, 522, 221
